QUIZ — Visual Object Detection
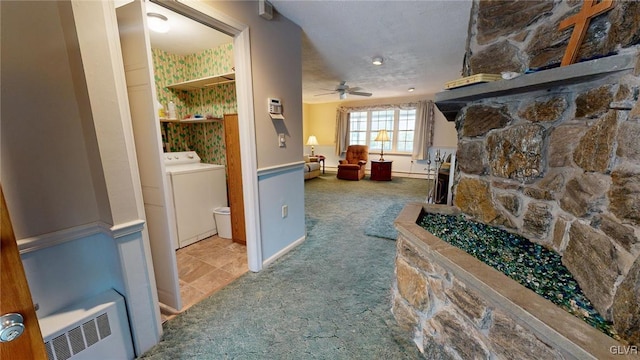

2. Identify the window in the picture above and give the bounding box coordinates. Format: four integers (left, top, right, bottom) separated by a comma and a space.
349, 111, 367, 145
348, 108, 416, 153
397, 109, 416, 152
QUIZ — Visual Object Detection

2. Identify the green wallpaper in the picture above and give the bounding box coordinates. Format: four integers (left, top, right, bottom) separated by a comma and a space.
152, 44, 236, 164
184, 46, 234, 79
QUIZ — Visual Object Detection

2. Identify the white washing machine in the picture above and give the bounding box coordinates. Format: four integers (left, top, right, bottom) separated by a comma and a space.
164, 151, 227, 249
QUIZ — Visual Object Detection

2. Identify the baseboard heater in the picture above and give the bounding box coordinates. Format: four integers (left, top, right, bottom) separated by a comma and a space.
39, 289, 134, 360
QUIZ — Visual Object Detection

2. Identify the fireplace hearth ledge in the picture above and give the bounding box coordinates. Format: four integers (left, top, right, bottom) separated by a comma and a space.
434, 51, 639, 121
393, 202, 634, 360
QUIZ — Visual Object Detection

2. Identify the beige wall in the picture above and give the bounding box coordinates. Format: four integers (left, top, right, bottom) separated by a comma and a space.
1, 1, 111, 238
198, 1, 305, 265
303, 95, 458, 150
206, 1, 302, 169
432, 107, 458, 148
303, 101, 341, 147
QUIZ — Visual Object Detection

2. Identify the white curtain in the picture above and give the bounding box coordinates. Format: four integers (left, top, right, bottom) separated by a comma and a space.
412, 100, 434, 160
335, 107, 350, 155
335, 101, 434, 158
338, 102, 416, 112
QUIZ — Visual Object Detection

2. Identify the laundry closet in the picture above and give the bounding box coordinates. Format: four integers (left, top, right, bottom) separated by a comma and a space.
137, 1, 248, 314
153, 44, 235, 161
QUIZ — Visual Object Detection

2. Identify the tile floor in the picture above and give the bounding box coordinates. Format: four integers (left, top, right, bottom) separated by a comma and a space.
162, 236, 248, 322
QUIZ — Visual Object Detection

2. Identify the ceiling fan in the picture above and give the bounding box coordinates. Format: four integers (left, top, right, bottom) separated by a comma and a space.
316, 81, 372, 100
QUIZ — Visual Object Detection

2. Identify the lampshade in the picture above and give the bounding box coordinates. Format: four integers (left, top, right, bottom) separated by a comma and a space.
375, 130, 389, 161
147, 13, 170, 33
374, 130, 389, 142
306, 135, 319, 146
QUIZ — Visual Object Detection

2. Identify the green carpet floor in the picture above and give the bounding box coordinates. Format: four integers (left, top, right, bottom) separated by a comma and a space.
140, 173, 430, 359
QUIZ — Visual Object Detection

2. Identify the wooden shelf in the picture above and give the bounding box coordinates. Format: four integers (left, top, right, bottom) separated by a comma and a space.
160, 117, 222, 123
166, 72, 235, 91
180, 117, 222, 123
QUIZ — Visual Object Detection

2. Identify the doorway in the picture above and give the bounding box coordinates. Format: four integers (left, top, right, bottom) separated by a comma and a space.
116, 0, 258, 317
146, 4, 250, 313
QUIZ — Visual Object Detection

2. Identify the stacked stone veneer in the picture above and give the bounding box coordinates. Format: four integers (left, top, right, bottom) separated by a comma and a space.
464, 1, 640, 76
392, 204, 632, 360
397, 1, 640, 354
433, 0, 640, 346
451, 72, 640, 345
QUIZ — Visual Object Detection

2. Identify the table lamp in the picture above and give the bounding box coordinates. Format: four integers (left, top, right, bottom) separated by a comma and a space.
374, 130, 389, 161
306, 135, 319, 156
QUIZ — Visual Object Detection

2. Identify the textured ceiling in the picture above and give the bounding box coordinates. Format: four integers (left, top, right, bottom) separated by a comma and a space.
270, 0, 473, 103
146, 2, 232, 56
144, 1, 472, 104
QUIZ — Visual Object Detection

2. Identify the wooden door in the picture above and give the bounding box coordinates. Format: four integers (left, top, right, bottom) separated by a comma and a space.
1, 186, 47, 359
223, 114, 247, 245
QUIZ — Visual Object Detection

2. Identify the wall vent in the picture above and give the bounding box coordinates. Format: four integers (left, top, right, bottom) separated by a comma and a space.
259, 0, 273, 20
44, 313, 111, 360
40, 289, 133, 360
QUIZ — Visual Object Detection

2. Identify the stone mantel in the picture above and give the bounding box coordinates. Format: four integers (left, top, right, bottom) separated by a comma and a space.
435, 51, 639, 122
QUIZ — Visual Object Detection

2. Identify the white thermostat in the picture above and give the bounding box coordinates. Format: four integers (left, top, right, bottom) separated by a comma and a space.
268, 98, 284, 120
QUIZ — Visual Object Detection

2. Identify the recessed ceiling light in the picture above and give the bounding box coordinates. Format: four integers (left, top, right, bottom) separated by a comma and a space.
372, 57, 384, 66
408, 87, 415, 92
147, 13, 170, 33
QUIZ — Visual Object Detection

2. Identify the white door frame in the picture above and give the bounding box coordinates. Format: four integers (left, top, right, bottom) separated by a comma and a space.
151, 0, 262, 271
117, 0, 183, 311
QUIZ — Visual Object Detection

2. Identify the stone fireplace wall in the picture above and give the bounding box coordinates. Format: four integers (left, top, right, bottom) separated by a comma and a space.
464, 1, 640, 76
392, 204, 627, 359
448, 0, 640, 345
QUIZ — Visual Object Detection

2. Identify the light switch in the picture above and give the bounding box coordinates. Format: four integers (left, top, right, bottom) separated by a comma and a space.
278, 133, 286, 147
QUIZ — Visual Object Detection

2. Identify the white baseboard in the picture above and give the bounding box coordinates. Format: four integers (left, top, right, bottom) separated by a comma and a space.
262, 235, 305, 268
321, 167, 432, 179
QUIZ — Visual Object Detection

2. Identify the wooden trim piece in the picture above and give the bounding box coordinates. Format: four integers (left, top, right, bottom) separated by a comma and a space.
17, 222, 110, 254
109, 219, 146, 239
257, 161, 306, 177
1, 186, 47, 359
223, 114, 247, 246
233, 28, 262, 272
16, 219, 145, 254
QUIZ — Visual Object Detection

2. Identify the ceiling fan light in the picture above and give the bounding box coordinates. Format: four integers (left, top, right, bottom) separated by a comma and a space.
147, 13, 170, 33
408, 87, 415, 92
340, 92, 347, 100
372, 56, 384, 66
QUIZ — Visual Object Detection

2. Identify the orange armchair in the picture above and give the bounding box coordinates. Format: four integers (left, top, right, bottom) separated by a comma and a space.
337, 145, 368, 180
